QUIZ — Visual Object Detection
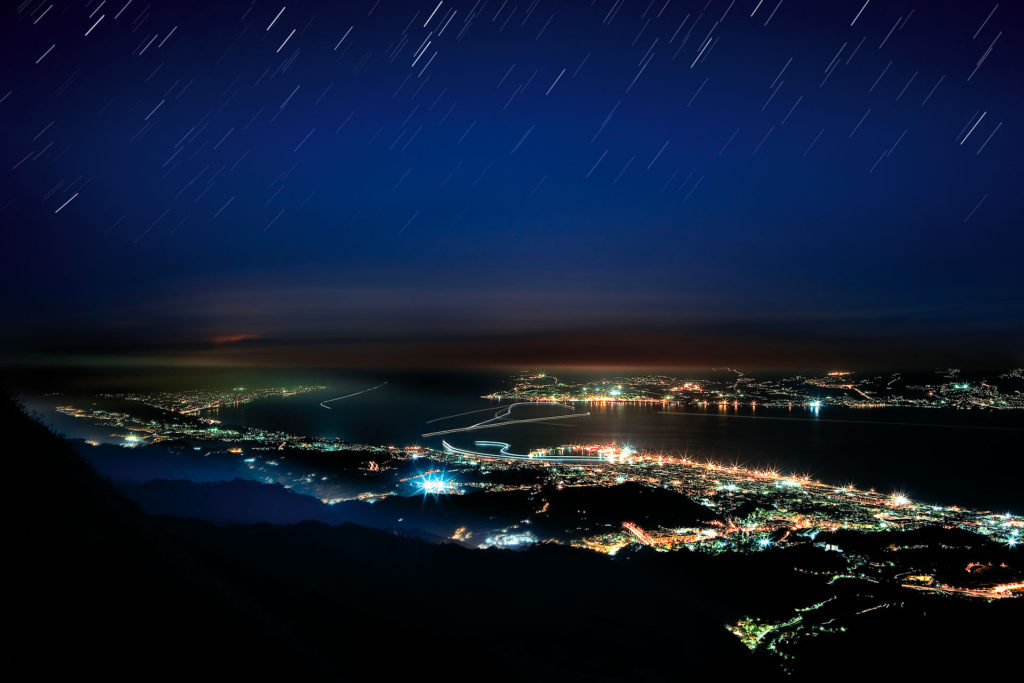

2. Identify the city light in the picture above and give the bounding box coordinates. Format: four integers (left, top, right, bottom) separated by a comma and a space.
415, 473, 455, 496
49, 374, 1023, 668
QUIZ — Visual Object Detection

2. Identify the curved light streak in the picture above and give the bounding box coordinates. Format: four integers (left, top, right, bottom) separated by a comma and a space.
320, 381, 388, 409
422, 401, 580, 436
441, 439, 611, 463
425, 405, 519, 424
422, 411, 588, 437
426, 400, 573, 425
472, 401, 573, 427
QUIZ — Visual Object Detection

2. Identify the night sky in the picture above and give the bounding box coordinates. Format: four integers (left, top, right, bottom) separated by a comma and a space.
2, 0, 1021, 368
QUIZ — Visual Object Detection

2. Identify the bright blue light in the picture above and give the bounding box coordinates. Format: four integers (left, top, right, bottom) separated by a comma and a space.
421, 479, 447, 494
416, 473, 453, 495
758, 538, 772, 548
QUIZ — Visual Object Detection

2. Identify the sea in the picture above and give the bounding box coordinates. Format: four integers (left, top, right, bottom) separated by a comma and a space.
22, 367, 1024, 512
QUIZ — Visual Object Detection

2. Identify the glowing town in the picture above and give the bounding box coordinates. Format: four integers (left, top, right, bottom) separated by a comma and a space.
46, 378, 1021, 661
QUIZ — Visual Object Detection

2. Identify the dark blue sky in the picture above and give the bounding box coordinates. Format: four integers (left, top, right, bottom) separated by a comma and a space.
1, 0, 1021, 367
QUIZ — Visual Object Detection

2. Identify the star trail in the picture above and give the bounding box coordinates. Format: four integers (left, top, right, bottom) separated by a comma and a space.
0, 0, 1021, 367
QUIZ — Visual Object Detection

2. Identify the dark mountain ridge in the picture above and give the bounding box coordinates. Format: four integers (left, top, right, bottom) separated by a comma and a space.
5, 398, 759, 680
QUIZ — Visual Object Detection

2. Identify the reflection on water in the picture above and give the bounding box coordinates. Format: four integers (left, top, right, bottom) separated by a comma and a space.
27, 369, 1024, 511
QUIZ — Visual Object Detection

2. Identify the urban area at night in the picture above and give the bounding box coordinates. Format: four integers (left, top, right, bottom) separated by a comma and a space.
3, 0, 1022, 679
29, 369, 1020, 671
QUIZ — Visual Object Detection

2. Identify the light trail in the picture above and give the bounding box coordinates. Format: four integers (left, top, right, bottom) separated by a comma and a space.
425, 405, 509, 424
425, 400, 575, 434
425, 401, 572, 424
440, 439, 608, 462
658, 411, 1024, 431
422, 411, 588, 437
320, 382, 387, 409
472, 401, 573, 427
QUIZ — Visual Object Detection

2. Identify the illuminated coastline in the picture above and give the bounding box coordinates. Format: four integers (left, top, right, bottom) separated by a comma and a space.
485, 369, 1024, 409
44, 381, 1022, 665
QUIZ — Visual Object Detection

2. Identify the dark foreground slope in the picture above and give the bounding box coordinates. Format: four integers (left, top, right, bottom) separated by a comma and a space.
5, 398, 759, 681
9, 397, 1019, 681
114, 476, 722, 542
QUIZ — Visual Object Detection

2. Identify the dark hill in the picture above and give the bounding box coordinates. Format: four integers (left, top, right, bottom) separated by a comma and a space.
4, 398, 761, 681
10, 395, 1016, 681
116, 477, 353, 525
116, 472, 552, 534
533, 482, 723, 537
816, 524, 991, 552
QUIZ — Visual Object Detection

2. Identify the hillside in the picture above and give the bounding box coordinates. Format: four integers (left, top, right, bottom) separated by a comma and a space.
5, 398, 758, 681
